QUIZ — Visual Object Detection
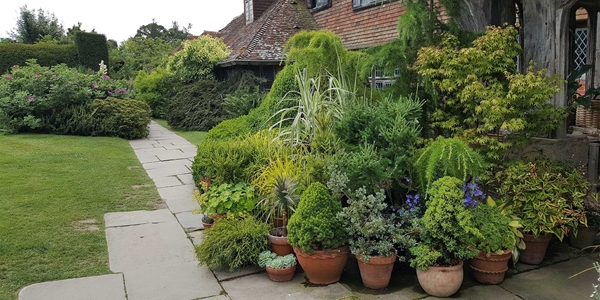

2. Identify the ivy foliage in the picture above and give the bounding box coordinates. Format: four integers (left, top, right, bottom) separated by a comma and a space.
413, 137, 489, 191
410, 176, 480, 270
287, 182, 347, 253
415, 26, 566, 160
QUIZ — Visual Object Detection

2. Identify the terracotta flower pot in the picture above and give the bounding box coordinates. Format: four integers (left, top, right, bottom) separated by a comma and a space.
294, 246, 349, 285
202, 222, 213, 229
266, 265, 296, 282
416, 260, 464, 297
355, 250, 397, 290
470, 250, 511, 284
268, 234, 293, 256
520, 234, 552, 265
570, 226, 599, 249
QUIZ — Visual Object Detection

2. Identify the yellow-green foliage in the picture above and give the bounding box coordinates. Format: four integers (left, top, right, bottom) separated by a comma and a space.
167, 35, 230, 82
134, 67, 173, 117
252, 152, 308, 197
415, 26, 566, 160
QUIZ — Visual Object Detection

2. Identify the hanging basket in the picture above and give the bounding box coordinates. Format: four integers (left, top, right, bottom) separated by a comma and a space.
576, 100, 600, 129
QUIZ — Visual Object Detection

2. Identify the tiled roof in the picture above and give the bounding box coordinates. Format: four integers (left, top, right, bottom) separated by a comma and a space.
217, 0, 319, 66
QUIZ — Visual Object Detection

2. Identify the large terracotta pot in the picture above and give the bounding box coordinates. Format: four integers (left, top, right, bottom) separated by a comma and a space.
268, 234, 293, 256
266, 265, 296, 282
416, 260, 463, 298
355, 250, 397, 290
470, 250, 511, 284
294, 246, 349, 285
570, 226, 599, 249
520, 234, 551, 265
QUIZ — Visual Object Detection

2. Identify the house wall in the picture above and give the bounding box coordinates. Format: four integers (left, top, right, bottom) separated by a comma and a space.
311, 0, 406, 50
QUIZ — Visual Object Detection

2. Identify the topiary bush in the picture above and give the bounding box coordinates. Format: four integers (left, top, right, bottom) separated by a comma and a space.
196, 217, 269, 272
91, 97, 151, 139
0, 43, 79, 74
165, 80, 226, 131
287, 182, 347, 253
75, 32, 109, 72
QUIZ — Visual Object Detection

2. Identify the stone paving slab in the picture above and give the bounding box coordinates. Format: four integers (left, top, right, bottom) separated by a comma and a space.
175, 211, 204, 232
221, 272, 353, 300
124, 262, 223, 300
107, 219, 197, 272
212, 266, 264, 282
135, 153, 160, 164
178, 174, 196, 185
501, 257, 596, 300
188, 230, 203, 246
156, 150, 196, 161
154, 176, 183, 188
19, 274, 126, 300
143, 159, 191, 170
105, 209, 173, 228
157, 185, 199, 213
425, 285, 520, 300
146, 165, 191, 178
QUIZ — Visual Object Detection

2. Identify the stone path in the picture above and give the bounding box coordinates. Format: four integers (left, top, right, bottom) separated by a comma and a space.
17, 121, 600, 300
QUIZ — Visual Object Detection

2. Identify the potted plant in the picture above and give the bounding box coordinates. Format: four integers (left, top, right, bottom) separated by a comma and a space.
201, 214, 214, 229
256, 175, 300, 256
199, 182, 257, 220
469, 199, 522, 284
287, 182, 349, 285
497, 158, 588, 264
258, 251, 297, 282
409, 177, 480, 298
337, 187, 417, 289
571, 202, 600, 249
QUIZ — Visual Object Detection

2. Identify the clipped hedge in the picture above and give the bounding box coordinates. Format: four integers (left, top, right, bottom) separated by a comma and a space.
0, 44, 79, 74
166, 80, 227, 131
204, 115, 251, 141
75, 32, 109, 71
92, 97, 151, 139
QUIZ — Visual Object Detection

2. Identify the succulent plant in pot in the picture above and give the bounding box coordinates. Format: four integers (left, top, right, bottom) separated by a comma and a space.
201, 214, 214, 229
337, 186, 417, 289
409, 176, 481, 297
287, 182, 349, 285
258, 250, 297, 282
497, 158, 588, 264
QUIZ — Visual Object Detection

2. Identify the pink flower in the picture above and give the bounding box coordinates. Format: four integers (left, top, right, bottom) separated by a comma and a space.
35, 73, 40, 77
6, 75, 11, 80
109, 87, 113, 91
52, 74, 57, 78
12, 65, 18, 68
102, 75, 109, 79
28, 95, 35, 102
92, 83, 98, 89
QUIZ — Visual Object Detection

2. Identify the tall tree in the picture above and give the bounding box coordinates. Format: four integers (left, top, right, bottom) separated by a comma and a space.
9, 5, 65, 44
135, 19, 192, 46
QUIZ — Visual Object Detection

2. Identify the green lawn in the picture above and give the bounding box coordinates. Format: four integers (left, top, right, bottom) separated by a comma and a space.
154, 119, 207, 145
0, 134, 161, 300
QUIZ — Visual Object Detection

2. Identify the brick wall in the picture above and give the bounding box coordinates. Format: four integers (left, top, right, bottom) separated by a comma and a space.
312, 0, 405, 50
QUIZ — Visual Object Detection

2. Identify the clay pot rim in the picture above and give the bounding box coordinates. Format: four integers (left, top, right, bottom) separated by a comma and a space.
268, 234, 289, 243
522, 233, 552, 242
476, 249, 512, 259
354, 248, 398, 265
293, 246, 349, 259
265, 265, 297, 272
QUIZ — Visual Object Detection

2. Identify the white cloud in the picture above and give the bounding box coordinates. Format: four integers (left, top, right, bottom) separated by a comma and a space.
0, 0, 244, 44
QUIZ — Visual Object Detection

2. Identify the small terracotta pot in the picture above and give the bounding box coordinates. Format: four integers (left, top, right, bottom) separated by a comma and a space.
268, 234, 293, 256
266, 265, 296, 282
416, 260, 464, 297
470, 250, 511, 284
294, 246, 349, 285
520, 234, 552, 265
355, 250, 397, 290
570, 226, 599, 249
201, 222, 213, 229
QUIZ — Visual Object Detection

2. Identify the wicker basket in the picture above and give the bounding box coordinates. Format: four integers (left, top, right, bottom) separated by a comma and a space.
576, 99, 600, 129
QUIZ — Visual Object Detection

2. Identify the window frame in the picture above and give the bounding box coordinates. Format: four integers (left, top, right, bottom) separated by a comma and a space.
352, 0, 391, 12
309, 0, 332, 13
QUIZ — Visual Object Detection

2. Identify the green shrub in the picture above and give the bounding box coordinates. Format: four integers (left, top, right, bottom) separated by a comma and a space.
470, 204, 515, 254
200, 183, 257, 218
134, 67, 173, 117
414, 137, 489, 191
223, 88, 264, 119
328, 145, 392, 195
196, 217, 269, 271
91, 97, 151, 139
167, 35, 230, 83
409, 177, 480, 270
0, 43, 79, 74
40, 105, 97, 136
75, 32, 109, 72
166, 80, 226, 131
192, 132, 277, 187
287, 182, 347, 253
204, 115, 251, 141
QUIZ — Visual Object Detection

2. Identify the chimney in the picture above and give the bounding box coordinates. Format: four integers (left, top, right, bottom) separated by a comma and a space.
244, 0, 277, 24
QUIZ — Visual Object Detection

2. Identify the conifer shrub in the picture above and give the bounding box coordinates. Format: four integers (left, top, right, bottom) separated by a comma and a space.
196, 217, 269, 271
287, 182, 347, 253
165, 80, 227, 131
91, 97, 151, 139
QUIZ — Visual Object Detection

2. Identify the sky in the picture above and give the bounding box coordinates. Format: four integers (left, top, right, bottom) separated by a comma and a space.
0, 1, 244, 44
